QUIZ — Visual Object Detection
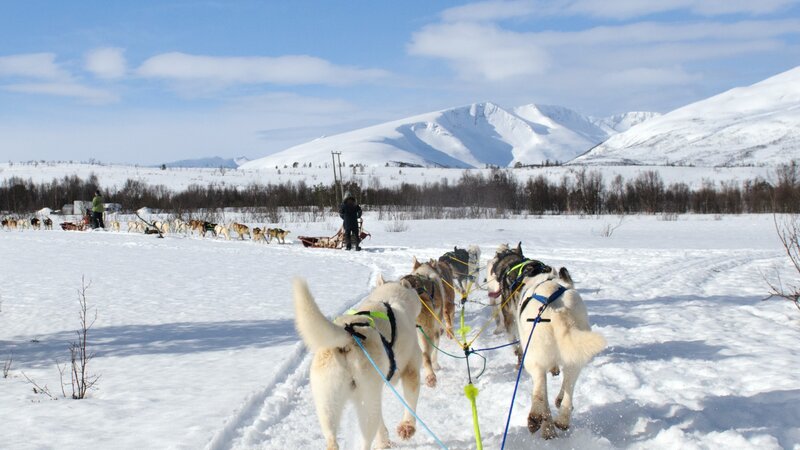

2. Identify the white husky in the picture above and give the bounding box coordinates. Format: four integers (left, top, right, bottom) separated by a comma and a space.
515, 268, 606, 439
293, 276, 423, 450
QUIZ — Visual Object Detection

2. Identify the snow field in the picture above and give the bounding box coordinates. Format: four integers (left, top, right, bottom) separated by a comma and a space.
1, 214, 799, 449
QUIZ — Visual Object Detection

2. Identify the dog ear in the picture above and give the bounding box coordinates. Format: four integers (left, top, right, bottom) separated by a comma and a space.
376, 273, 385, 286
558, 267, 573, 286
412, 256, 421, 270
516, 241, 522, 254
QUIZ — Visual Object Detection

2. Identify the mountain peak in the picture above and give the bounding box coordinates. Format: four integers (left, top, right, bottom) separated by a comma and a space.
240, 102, 658, 170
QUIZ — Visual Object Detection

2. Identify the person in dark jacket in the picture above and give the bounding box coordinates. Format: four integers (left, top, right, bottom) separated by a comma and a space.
339, 191, 362, 251
91, 190, 105, 229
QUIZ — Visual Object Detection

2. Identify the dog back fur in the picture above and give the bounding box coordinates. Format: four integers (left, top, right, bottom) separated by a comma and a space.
518, 273, 605, 368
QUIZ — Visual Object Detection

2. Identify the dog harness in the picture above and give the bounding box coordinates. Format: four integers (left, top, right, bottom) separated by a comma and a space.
504, 258, 550, 293
519, 284, 566, 317
345, 302, 398, 381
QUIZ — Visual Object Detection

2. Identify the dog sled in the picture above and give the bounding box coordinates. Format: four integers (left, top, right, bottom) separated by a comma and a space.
298, 219, 371, 249
60, 212, 91, 231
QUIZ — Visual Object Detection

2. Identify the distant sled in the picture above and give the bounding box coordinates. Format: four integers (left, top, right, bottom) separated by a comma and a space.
299, 219, 371, 249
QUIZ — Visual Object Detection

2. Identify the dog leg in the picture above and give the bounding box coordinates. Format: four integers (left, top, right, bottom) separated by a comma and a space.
310, 369, 348, 450
396, 364, 420, 440
354, 384, 384, 450
502, 305, 523, 366
527, 365, 556, 439
417, 328, 437, 388
554, 365, 581, 431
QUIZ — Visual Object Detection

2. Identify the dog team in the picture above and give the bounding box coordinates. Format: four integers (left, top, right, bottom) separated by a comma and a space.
119, 218, 291, 243
1, 216, 53, 231
294, 243, 606, 449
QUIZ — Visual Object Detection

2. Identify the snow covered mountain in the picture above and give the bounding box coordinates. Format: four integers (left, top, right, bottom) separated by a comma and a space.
161, 156, 249, 169
572, 66, 800, 167
241, 103, 658, 169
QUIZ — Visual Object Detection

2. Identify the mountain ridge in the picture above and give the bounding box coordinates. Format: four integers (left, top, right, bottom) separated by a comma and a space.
240, 103, 659, 169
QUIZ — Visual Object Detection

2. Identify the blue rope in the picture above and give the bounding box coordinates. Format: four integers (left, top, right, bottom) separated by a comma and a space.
500, 306, 547, 450
352, 336, 448, 449
472, 340, 520, 353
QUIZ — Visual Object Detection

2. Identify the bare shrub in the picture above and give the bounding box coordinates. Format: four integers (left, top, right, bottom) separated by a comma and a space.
3, 352, 11, 378
384, 218, 409, 232
764, 215, 800, 313
21, 371, 56, 400
597, 217, 624, 237
70, 276, 99, 399
659, 212, 679, 221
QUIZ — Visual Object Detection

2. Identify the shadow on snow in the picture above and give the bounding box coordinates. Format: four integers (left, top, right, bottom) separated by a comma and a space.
2, 319, 295, 368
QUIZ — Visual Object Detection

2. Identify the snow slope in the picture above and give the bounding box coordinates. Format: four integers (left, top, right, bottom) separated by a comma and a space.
573, 66, 800, 167
241, 103, 658, 169
1, 214, 798, 449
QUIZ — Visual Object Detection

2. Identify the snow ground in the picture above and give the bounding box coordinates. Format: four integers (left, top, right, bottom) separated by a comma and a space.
1, 214, 799, 449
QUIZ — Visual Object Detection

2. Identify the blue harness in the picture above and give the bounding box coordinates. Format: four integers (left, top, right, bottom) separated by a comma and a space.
519, 285, 566, 318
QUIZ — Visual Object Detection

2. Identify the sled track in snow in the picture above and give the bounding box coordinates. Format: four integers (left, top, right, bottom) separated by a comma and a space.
205, 258, 388, 450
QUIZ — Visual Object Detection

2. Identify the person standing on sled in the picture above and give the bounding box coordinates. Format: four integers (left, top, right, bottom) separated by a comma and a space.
339, 191, 362, 251
91, 190, 105, 229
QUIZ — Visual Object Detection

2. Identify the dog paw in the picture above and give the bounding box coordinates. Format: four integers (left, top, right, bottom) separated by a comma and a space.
527, 413, 542, 434
375, 438, 393, 448
426, 373, 437, 388
541, 422, 558, 440
397, 422, 416, 440
554, 418, 570, 431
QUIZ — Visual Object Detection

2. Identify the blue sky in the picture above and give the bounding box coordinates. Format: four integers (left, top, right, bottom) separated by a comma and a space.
1, 0, 798, 164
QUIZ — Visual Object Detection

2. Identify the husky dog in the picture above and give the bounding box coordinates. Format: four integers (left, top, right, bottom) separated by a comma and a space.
516, 267, 605, 439
252, 227, 267, 243
485, 243, 552, 364
109, 220, 121, 232
43, 217, 53, 230
231, 222, 251, 240
214, 223, 230, 240
30, 217, 41, 230
430, 259, 456, 336
410, 257, 453, 387
468, 245, 481, 281
438, 247, 472, 291
294, 277, 423, 450
267, 227, 290, 244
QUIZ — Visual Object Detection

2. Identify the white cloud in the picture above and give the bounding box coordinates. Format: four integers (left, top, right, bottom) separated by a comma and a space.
85, 47, 127, 79
137, 52, 389, 86
408, 22, 550, 81
4, 82, 118, 104
441, 0, 537, 22
0, 53, 66, 79
438, 0, 797, 22
564, 0, 796, 19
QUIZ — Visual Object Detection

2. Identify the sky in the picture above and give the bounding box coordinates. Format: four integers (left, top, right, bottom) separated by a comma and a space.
0, 0, 798, 165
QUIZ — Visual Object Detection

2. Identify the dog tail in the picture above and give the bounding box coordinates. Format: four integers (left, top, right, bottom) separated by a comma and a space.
551, 311, 606, 367
293, 278, 352, 351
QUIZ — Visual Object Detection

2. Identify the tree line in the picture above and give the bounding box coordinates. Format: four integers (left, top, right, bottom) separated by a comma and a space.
2, 163, 799, 215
